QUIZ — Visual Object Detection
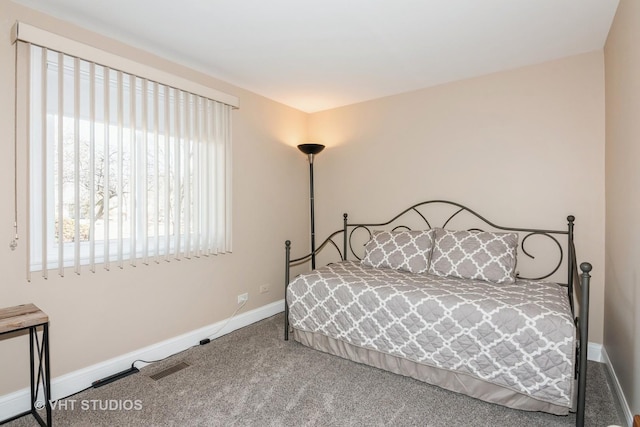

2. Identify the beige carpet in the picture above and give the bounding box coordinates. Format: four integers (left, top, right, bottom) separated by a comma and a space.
4, 313, 625, 426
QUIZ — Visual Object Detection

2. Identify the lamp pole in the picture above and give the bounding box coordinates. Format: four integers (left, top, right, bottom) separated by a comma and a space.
297, 143, 325, 269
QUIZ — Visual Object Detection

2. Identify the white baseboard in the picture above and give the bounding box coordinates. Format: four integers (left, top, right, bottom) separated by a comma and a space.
0, 299, 285, 422
601, 347, 633, 427
588, 342, 603, 362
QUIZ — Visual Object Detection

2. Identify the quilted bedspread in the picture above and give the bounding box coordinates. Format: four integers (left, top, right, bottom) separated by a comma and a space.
287, 261, 576, 408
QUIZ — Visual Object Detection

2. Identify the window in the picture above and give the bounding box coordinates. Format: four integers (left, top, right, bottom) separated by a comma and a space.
14, 23, 236, 278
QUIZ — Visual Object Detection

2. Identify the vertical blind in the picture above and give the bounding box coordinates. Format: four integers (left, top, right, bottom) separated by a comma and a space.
15, 26, 235, 279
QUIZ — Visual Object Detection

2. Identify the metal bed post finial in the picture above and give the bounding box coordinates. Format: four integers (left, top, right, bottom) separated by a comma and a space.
284, 240, 291, 341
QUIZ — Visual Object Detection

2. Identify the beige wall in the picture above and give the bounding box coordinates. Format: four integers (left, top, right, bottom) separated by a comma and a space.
0, 1, 309, 395
309, 52, 606, 343
604, 0, 640, 417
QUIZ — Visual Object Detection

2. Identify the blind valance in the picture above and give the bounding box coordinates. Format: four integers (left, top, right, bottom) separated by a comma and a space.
11, 21, 239, 109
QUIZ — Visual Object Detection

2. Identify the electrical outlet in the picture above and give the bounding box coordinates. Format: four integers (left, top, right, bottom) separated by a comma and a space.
259, 284, 269, 294
237, 293, 248, 304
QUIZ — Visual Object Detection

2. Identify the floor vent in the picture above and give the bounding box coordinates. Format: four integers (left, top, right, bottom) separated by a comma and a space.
149, 362, 190, 381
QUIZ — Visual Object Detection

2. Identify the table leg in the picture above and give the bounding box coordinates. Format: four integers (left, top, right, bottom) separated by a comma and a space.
29, 324, 51, 426
44, 323, 51, 426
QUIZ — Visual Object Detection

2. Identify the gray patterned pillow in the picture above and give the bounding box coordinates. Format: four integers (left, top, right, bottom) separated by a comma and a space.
428, 228, 518, 284
361, 229, 434, 274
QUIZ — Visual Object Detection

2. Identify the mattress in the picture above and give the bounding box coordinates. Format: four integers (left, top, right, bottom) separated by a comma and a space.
286, 261, 576, 414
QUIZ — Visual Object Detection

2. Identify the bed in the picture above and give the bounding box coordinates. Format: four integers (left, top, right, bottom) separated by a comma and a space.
283, 200, 591, 427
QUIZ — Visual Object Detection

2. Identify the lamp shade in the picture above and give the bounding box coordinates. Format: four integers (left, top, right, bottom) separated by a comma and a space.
297, 143, 325, 155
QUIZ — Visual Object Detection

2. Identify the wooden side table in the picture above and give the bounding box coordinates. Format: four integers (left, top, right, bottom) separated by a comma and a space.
0, 304, 51, 426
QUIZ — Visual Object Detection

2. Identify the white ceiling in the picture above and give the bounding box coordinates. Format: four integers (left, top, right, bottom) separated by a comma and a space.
11, 0, 619, 113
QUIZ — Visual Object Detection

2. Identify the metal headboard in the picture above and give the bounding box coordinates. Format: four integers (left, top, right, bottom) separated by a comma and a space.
287, 200, 587, 315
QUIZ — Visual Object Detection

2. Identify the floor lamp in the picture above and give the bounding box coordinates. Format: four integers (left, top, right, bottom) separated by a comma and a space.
298, 143, 325, 269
